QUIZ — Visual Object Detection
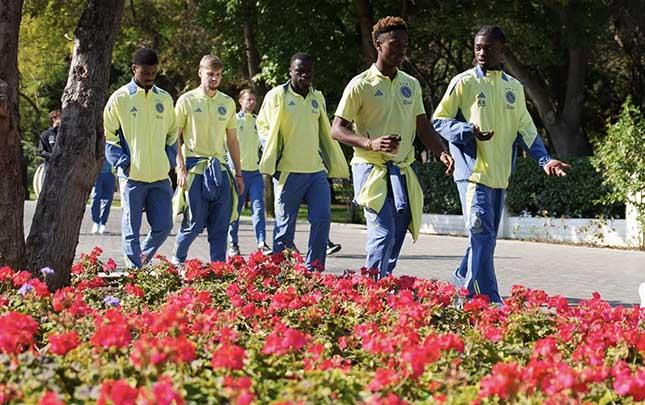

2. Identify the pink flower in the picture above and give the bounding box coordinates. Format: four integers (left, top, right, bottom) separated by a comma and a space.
211, 343, 246, 370
48, 331, 80, 355
151, 376, 184, 405
125, 283, 144, 298
368, 368, 398, 392
0, 312, 39, 354
262, 323, 309, 356
478, 362, 522, 399
102, 258, 117, 273
97, 379, 139, 405
90, 309, 131, 350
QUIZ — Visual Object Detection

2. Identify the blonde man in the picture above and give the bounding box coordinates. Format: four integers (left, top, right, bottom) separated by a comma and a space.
172, 55, 244, 264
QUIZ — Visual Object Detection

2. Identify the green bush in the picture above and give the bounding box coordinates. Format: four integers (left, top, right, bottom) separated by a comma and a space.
506, 156, 624, 218
414, 162, 462, 215
414, 157, 624, 218
592, 99, 645, 226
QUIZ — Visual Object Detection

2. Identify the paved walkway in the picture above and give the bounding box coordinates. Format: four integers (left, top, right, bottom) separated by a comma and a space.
24, 202, 645, 305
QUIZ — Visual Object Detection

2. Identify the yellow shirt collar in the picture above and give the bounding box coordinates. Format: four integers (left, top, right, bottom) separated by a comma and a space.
194, 86, 219, 99
367, 64, 400, 81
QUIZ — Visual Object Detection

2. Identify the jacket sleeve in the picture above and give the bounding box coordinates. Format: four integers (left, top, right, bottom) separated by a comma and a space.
38, 131, 51, 160
256, 91, 274, 142
258, 89, 281, 176
165, 96, 179, 169
103, 93, 130, 174
516, 86, 551, 167
318, 92, 349, 179
431, 75, 475, 145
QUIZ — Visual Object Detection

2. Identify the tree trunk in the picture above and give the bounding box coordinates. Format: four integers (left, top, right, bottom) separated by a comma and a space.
355, 0, 376, 64
242, 0, 260, 81
0, 0, 26, 270
504, 48, 592, 157
25, 0, 125, 289
610, 0, 645, 108
263, 175, 274, 218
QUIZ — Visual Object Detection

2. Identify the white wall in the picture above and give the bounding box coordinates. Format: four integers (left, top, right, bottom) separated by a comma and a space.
420, 212, 639, 248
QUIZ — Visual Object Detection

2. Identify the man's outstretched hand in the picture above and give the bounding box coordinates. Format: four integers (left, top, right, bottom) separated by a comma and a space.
543, 159, 571, 176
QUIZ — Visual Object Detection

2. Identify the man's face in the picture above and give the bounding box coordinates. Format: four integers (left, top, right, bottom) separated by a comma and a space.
376, 30, 408, 67
132, 64, 158, 89
474, 34, 504, 70
199, 66, 223, 91
240, 93, 257, 112
51, 115, 61, 128
289, 59, 313, 91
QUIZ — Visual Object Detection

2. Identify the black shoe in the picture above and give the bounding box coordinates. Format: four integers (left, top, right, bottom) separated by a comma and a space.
228, 243, 241, 256
326, 241, 342, 255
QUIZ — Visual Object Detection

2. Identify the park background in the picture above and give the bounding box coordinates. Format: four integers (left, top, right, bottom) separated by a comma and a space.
3, 0, 645, 286
18, 0, 645, 219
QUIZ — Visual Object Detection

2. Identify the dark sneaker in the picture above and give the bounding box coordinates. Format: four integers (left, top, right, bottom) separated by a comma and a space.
326, 241, 342, 256
228, 243, 241, 256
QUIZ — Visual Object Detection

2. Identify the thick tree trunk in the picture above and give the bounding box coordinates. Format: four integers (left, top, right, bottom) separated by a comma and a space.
504, 48, 592, 157
355, 0, 376, 64
0, 0, 26, 269
25, 0, 125, 289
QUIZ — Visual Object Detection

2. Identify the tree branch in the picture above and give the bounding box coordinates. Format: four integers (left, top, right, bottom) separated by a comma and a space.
18, 91, 40, 115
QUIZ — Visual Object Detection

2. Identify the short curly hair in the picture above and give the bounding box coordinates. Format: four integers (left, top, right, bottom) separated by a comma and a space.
372, 16, 408, 45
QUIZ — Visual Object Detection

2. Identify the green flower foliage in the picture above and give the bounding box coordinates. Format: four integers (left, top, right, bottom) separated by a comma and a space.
1, 251, 643, 403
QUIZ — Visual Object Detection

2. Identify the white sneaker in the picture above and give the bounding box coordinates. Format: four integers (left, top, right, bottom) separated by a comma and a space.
639, 282, 645, 308
98, 224, 106, 234
170, 256, 184, 266
91, 223, 100, 234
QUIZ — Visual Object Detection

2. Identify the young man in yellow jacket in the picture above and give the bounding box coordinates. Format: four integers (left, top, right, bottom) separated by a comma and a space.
104, 48, 178, 269
228, 89, 271, 256
257, 52, 349, 270
432, 26, 570, 303
172, 55, 244, 264
332, 17, 454, 279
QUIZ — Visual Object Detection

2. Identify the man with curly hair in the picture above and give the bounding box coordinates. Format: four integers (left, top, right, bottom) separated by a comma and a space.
331, 17, 454, 279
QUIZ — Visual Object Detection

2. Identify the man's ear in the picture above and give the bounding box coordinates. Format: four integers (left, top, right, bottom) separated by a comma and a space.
374, 38, 381, 52
131, 64, 137, 75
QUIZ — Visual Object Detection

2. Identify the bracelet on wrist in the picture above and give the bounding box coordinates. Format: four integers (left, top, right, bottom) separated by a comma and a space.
365, 138, 373, 151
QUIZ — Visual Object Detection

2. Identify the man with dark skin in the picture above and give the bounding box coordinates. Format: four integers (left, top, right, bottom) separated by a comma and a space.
432, 26, 570, 303
104, 47, 178, 269
332, 17, 454, 279
257, 52, 348, 270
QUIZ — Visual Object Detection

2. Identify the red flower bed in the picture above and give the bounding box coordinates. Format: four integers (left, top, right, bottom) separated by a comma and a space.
0, 248, 643, 404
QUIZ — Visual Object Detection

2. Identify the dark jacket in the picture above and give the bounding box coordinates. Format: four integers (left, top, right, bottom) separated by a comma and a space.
38, 126, 58, 161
